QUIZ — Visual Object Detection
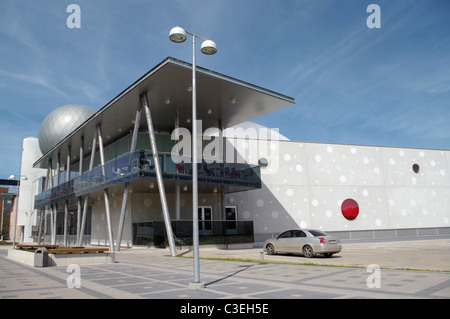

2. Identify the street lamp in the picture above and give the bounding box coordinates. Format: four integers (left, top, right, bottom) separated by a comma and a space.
9, 175, 27, 249
169, 26, 217, 289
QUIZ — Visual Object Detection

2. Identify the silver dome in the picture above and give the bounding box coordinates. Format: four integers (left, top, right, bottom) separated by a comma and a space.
38, 104, 96, 154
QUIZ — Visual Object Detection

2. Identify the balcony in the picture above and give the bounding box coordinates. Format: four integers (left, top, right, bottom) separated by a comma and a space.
34, 150, 261, 209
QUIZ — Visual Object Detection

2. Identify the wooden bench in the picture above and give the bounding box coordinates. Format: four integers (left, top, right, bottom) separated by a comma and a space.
16, 244, 60, 250
0, 241, 14, 245
48, 247, 110, 254
16, 244, 110, 254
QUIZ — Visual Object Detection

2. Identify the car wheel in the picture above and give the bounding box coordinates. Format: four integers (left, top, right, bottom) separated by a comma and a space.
266, 244, 276, 255
302, 245, 314, 258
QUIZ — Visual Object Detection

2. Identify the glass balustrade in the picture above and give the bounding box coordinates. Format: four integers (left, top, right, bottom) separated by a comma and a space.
34, 150, 261, 208
133, 220, 254, 247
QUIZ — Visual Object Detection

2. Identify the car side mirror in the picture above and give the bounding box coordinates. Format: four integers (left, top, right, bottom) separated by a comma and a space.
275, 235, 279, 240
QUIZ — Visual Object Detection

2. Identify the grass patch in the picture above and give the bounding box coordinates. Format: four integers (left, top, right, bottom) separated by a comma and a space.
173, 255, 450, 272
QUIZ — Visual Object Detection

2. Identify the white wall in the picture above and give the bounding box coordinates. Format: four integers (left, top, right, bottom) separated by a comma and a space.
227, 139, 450, 241
18, 137, 46, 242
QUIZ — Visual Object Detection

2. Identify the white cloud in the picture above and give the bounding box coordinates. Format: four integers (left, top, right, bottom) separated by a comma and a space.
0, 70, 66, 97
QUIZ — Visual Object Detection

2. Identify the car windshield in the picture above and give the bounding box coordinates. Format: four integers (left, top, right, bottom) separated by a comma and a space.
308, 230, 327, 237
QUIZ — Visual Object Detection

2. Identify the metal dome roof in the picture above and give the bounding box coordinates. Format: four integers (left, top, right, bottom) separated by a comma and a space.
38, 104, 95, 155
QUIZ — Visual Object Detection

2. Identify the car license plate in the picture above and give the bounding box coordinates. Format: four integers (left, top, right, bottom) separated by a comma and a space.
329, 240, 337, 244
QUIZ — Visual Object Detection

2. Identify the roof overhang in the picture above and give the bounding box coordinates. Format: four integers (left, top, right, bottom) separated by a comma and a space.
33, 57, 295, 169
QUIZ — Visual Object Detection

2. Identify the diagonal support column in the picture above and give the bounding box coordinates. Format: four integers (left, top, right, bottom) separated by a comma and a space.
116, 101, 142, 251
78, 130, 97, 247
76, 136, 84, 245
44, 162, 52, 244
97, 125, 115, 252
142, 93, 177, 257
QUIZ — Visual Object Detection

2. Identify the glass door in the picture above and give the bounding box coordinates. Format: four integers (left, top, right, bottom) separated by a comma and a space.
198, 206, 212, 234
225, 206, 237, 234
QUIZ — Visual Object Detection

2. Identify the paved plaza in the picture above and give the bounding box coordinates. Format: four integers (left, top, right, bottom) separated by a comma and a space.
0, 238, 449, 300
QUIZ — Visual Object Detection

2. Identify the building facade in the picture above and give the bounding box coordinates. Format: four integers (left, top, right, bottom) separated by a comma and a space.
14, 57, 450, 251
228, 138, 450, 243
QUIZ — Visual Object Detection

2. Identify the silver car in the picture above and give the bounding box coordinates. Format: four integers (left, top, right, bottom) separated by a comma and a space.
263, 229, 342, 258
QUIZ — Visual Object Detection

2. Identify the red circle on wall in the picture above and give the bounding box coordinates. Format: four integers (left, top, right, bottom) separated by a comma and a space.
341, 199, 359, 220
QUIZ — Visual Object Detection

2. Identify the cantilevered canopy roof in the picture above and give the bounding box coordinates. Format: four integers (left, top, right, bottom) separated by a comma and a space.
34, 57, 295, 169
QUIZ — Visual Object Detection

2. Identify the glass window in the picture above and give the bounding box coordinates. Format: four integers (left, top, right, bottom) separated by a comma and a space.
308, 230, 327, 237
279, 231, 292, 238
292, 230, 306, 237
225, 206, 237, 221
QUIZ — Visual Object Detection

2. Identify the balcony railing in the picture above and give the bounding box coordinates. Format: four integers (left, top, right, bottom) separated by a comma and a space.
34, 150, 261, 209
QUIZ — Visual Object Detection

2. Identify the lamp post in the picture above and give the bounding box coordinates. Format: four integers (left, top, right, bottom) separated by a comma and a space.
9, 175, 27, 249
169, 26, 217, 288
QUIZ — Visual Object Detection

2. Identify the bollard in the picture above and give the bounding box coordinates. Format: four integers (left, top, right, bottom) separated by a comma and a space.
260, 250, 264, 262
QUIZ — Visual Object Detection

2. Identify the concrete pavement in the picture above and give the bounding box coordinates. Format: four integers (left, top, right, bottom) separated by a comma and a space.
184, 238, 450, 272
0, 238, 449, 300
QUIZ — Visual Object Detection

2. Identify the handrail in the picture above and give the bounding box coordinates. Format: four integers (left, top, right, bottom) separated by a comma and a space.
34, 150, 261, 208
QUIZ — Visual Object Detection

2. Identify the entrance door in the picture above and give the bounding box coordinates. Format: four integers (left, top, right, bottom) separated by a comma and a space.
225, 206, 237, 234
198, 206, 212, 234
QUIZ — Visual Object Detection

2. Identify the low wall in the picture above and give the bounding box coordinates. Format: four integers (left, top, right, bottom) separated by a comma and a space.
7, 249, 35, 265
7, 249, 115, 267
254, 226, 450, 246
48, 252, 115, 266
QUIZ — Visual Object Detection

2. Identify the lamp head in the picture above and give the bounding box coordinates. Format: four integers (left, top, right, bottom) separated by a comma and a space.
201, 40, 217, 55
169, 26, 187, 43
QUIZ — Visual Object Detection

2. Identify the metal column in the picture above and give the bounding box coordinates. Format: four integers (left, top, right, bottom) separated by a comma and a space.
63, 146, 71, 246
116, 102, 141, 251
97, 125, 115, 252
76, 136, 84, 244
142, 93, 177, 257
78, 130, 97, 246
47, 159, 56, 245
191, 36, 201, 284
175, 110, 181, 220
42, 163, 51, 244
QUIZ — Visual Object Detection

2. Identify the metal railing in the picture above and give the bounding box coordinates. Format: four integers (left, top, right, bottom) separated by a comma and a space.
35, 150, 261, 208
133, 220, 254, 247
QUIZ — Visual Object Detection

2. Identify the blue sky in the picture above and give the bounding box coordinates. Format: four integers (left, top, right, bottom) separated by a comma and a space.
1, 0, 449, 178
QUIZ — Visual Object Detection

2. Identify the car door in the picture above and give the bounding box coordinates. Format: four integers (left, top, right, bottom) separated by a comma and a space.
275, 231, 292, 253
289, 230, 307, 253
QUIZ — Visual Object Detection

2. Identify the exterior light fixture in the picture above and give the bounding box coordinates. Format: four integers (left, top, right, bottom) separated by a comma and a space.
169, 27, 187, 43
170, 26, 217, 289
201, 40, 217, 55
